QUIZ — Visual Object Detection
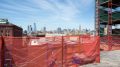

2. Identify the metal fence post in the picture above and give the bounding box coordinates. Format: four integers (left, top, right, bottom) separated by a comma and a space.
62, 36, 64, 67
1, 36, 5, 67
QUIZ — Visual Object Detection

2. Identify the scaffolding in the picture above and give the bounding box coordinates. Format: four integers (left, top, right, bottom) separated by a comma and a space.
96, 0, 120, 50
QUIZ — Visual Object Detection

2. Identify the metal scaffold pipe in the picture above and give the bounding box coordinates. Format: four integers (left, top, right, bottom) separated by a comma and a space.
96, 0, 100, 36
108, 0, 112, 50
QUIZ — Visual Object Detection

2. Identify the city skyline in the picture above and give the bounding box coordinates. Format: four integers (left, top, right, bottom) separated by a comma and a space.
0, 0, 95, 30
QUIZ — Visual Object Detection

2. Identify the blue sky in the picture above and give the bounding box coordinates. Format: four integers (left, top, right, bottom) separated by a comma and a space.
0, 0, 95, 30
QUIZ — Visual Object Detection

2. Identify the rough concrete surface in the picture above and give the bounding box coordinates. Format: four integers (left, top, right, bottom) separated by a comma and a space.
81, 50, 120, 67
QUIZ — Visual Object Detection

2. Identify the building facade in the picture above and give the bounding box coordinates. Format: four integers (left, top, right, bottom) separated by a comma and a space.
96, 0, 120, 36
0, 19, 23, 37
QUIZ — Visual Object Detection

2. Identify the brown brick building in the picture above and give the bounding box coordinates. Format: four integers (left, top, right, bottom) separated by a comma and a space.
0, 19, 23, 37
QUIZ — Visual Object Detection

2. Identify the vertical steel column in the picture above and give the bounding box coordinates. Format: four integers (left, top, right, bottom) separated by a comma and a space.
96, 36, 100, 63
96, 0, 100, 36
108, 0, 112, 50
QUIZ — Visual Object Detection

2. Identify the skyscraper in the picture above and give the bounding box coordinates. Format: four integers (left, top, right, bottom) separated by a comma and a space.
43, 27, 46, 33
34, 23, 37, 33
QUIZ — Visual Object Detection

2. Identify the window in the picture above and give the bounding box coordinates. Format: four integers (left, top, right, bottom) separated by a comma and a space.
1, 30, 3, 33
0, 30, 3, 36
6, 30, 10, 36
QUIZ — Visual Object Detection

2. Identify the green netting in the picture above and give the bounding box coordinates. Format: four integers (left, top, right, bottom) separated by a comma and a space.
100, 12, 120, 22
99, 0, 120, 8
100, 0, 108, 4
100, 14, 108, 22
99, 9, 107, 16
112, 13, 120, 20
100, 28, 104, 36
97, 0, 120, 36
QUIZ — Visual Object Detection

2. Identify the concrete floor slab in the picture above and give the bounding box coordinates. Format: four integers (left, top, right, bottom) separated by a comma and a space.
81, 50, 120, 67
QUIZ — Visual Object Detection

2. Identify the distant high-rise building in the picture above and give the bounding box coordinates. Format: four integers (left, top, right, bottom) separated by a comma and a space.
43, 27, 46, 33
34, 23, 37, 33
30, 25, 33, 33
79, 25, 81, 34
27, 25, 33, 35
27, 25, 30, 34
57, 27, 62, 34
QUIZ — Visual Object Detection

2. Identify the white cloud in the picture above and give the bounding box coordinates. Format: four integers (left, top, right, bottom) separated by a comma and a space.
0, 0, 94, 30
31, 0, 59, 13
0, 0, 93, 22
30, 0, 81, 23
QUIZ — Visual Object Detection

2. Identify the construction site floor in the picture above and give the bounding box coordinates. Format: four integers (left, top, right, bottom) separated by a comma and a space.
81, 50, 120, 67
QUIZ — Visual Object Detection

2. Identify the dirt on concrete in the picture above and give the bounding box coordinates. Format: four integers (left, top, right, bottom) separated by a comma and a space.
81, 50, 120, 67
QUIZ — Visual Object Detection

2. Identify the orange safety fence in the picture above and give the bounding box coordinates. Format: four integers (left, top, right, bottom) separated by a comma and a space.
63, 35, 100, 67
100, 36, 120, 51
0, 35, 100, 67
